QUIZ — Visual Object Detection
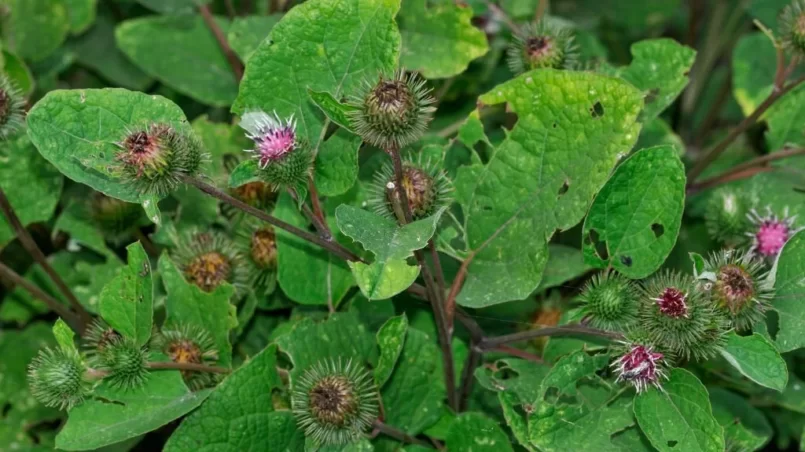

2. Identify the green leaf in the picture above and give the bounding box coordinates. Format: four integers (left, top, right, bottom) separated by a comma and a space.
64, 0, 98, 34
99, 242, 153, 347
228, 15, 282, 61
538, 350, 609, 404
165, 344, 303, 451
55, 369, 211, 451
233, 0, 401, 149
444, 412, 513, 452
582, 146, 686, 278
26, 88, 190, 203
454, 69, 643, 307
381, 328, 444, 435
720, 332, 787, 392
536, 245, 591, 292
529, 396, 635, 452
771, 230, 805, 352
275, 312, 376, 379
732, 33, 775, 117
135, 0, 210, 14
349, 259, 420, 300
635, 117, 684, 155
475, 358, 550, 405
498, 392, 535, 451
634, 368, 725, 452
159, 255, 236, 368
228, 159, 261, 188
192, 115, 252, 183
398, 0, 489, 79
765, 84, 805, 153
116, 15, 238, 107
2, 50, 35, 97
375, 314, 408, 387
0, 135, 64, 248
709, 387, 773, 452
274, 193, 354, 305
314, 128, 362, 196
604, 39, 696, 121
52, 318, 76, 354
3, 0, 69, 61
53, 202, 115, 258
68, 14, 153, 91
308, 90, 359, 133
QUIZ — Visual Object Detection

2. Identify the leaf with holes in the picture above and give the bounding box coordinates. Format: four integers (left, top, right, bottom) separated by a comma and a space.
99, 242, 153, 347
453, 69, 643, 307
582, 146, 685, 278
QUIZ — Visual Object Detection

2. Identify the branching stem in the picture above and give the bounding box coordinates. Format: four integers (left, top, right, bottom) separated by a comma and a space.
198, 5, 244, 81
0, 261, 82, 333
147, 361, 231, 374
372, 420, 433, 448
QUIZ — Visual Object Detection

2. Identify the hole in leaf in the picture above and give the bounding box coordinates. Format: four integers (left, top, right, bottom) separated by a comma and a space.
557, 180, 570, 197
620, 255, 633, 267
651, 223, 664, 238
552, 122, 558, 128
502, 111, 519, 131
591, 101, 604, 118
588, 229, 609, 260
481, 205, 493, 212
645, 88, 660, 104
93, 396, 126, 406
667, 440, 678, 448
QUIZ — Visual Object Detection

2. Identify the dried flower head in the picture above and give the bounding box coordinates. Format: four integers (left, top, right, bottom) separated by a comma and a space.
96, 337, 149, 389
704, 187, 751, 246
170, 230, 248, 294
116, 123, 206, 197
780, 0, 805, 55
612, 343, 667, 393
0, 74, 25, 140
578, 272, 640, 331
507, 20, 578, 74
703, 249, 774, 330
28, 347, 92, 410
746, 206, 802, 258
238, 110, 313, 190
367, 155, 451, 223
235, 219, 278, 294
292, 358, 378, 446
348, 69, 435, 150
152, 324, 219, 390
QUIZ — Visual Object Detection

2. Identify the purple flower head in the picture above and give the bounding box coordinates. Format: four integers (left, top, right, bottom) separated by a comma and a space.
653, 287, 688, 318
239, 110, 297, 169
612, 344, 666, 393
746, 206, 802, 258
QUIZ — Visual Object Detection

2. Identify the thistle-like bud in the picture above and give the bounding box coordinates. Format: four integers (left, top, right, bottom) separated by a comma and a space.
0, 74, 25, 140
348, 69, 435, 150
746, 206, 802, 259
170, 230, 248, 294
88, 192, 145, 238
116, 123, 206, 197
238, 110, 313, 190
96, 337, 149, 389
639, 270, 728, 361
83, 319, 122, 355
152, 323, 219, 390
236, 219, 278, 293
507, 21, 578, 74
292, 358, 378, 446
702, 250, 774, 331
704, 187, 751, 246
367, 156, 451, 222
611, 342, 668, 393
28, 347, 92, 410
780, 0, 805, 55
578, 272, 640, 331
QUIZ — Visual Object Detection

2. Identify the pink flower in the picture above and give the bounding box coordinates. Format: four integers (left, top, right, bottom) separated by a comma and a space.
746, 207, 802, 258
653, 287, 688, 318
612, 344, 666, 393
239, 110, 297, 168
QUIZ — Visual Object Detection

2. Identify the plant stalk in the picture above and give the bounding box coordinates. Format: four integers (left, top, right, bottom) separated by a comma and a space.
198, 5, 244, 81
372, 420, 433, 448
0, 261, 82, 333
480, 325, 624, 350
147, 361, 231, 374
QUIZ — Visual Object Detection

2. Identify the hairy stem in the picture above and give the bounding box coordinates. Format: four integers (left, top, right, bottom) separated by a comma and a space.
480, 325, 624, 350
0, 261, 82, 333
0, 187, 91, 333
687, 74, 805, 182
147, 361, 231, 374
180, 175, 362, 263
198, 5, 244, 82
372, 420, 433, 448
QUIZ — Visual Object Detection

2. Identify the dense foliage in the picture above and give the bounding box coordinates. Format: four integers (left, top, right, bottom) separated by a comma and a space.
2, 0, 805, 450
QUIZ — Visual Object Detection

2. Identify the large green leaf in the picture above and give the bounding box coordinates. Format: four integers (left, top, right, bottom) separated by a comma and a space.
314, 129, 363, 197
536, 244, 591, 291
116, 15, 238, 107
772, 230, 805, 352
99, 242, 153, 347
454, 69, 643, 307
0, 135, 64, 248
719, 332, 787, 392
582, 145, 685, 278
732, 33, 775, 117
164, 345, 303, 451
398, 0, 488, 79
228, 15, 282, 62
634, 368, 725, 452
3, 0, 69, 61
26, 88, 190, 203
159, 255, 236, 368
274, 193, 354, 305
708, 387, 773, 452
64, 0, 98, 34
55, 370, 211, 451
475, 358, 550, 405
374, 314, 408, 387
444, 412, 513, 452
233, 0, 401, 149
604, 39, 696, 121
136, 0, 211, 14
764, 84, 805, 153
